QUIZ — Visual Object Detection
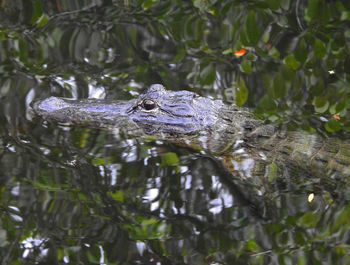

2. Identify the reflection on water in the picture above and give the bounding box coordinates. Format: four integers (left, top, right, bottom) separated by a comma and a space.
2, 121, 349, 264
1, 0, 350, 264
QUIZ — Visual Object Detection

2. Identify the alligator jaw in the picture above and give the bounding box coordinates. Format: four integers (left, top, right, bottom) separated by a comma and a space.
32, 96, 141, 132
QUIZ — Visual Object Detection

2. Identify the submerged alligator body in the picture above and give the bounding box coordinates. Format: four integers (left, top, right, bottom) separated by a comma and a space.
32, 84, 350, 178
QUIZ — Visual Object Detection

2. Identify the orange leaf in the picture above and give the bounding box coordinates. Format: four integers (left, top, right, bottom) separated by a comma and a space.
333, 113, 340, 120
234, 48, 246, 57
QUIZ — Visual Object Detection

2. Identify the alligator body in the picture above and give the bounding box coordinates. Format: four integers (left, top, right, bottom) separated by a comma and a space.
32, 84, 350, 178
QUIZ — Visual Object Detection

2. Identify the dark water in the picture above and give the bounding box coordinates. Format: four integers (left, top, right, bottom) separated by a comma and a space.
1, 1, 350, 264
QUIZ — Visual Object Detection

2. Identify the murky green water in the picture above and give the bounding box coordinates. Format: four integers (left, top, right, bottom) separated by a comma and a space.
1, 1, 350, 264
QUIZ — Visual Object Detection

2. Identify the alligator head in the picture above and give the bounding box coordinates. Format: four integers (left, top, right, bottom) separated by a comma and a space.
32, 84, 260, 152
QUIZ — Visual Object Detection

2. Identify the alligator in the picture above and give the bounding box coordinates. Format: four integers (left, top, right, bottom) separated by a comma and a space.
32, 84, 350, 180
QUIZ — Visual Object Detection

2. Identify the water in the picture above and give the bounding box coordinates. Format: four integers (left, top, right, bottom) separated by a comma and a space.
1, 1, 350, 264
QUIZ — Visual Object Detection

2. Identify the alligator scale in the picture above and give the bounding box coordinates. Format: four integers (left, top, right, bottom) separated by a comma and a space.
32, 84, 350, 179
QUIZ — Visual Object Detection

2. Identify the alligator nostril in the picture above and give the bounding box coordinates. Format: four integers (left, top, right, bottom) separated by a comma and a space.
33, 96, 67, 113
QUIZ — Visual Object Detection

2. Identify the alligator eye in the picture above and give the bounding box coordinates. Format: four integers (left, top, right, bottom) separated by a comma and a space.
141, 99, 157, 111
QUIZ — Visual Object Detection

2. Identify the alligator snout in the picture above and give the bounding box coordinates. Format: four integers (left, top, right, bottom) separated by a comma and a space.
32, 96, 72, 115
